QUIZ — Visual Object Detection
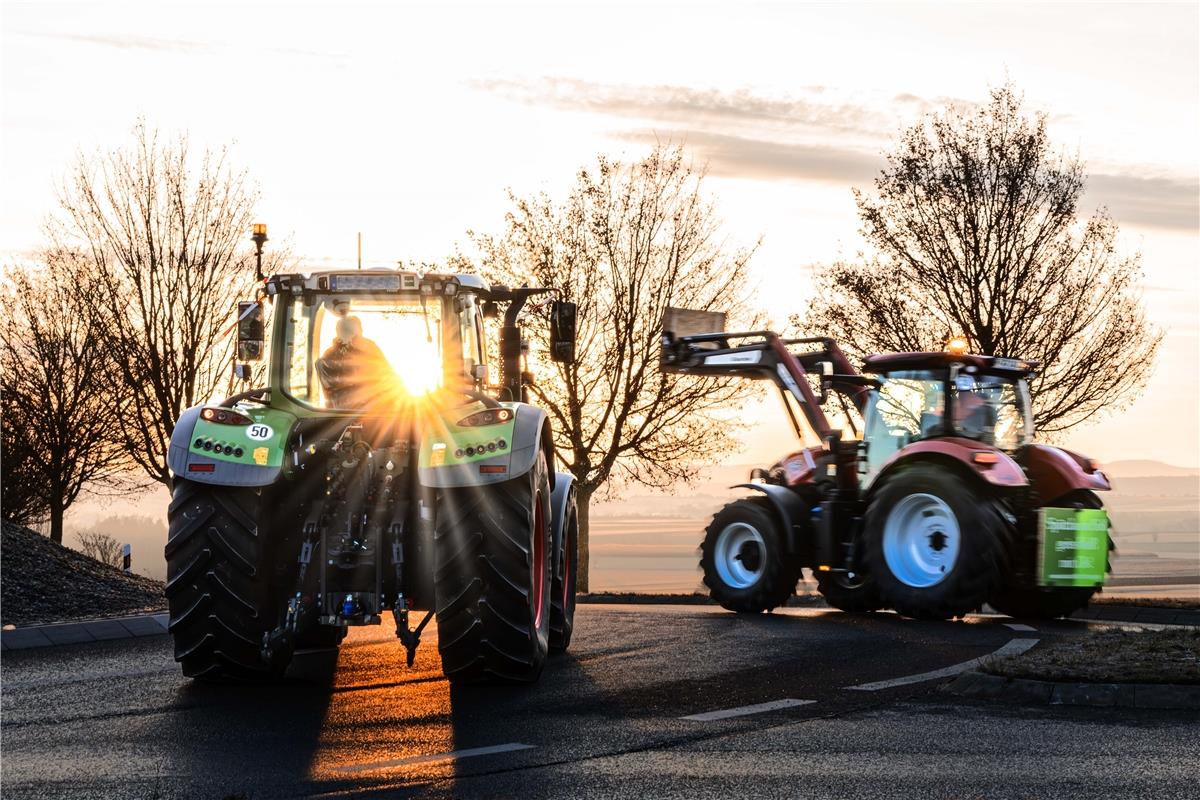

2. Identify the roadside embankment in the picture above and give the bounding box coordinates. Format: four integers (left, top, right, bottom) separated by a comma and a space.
1, 519, 166, 627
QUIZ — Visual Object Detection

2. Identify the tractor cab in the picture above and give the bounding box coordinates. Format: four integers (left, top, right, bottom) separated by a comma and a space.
259, 271, 493, 413
235, 269, 577, 415
860, 348, 1036, 483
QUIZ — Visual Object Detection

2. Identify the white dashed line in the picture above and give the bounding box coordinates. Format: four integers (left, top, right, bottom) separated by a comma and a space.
846, 638, 1040, 691
1004, 623, 1037, 632
681, 698, 816, 721
332, 742, 535, 773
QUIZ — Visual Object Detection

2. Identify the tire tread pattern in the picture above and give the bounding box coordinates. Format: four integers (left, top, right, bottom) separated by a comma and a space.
165, 480, 285, 680
700, 497, 802, 613
433, 454, 550, 683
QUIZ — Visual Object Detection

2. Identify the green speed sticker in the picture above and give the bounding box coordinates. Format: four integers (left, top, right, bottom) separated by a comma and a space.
1038, 508, 1109, 587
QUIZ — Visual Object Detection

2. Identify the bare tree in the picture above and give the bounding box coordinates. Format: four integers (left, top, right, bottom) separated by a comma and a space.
466, 144, 762, 591
48, 122, 266, 483
798, 84, 1160, 434
0, 263, 134, 543
1, 386, 50, 527
76, 531, 124, 567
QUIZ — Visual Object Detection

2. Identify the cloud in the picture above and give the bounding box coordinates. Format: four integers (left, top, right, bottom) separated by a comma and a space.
618, 129, 883, 187
15, 31, 343, 61
1084, 173, 1199, 232
471, 77, 882, 138
477, 77, 1198, 231
31, 32, 218, 54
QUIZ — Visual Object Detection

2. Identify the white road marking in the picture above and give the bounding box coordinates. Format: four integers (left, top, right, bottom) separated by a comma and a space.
1004, 623, 1037, 632
332, 743, 535, 773
846, 638, 1040, 691
680, 698, 816, 721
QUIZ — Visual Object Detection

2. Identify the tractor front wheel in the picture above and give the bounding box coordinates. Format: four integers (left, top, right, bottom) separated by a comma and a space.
864, 465, 1008, 620
701, 498, 801, 613
165, 479, 289, 681
433, 450, 552, 683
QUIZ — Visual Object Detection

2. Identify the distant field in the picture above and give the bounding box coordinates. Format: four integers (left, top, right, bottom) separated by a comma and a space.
63, 466, 1199, 599
588, 514, 1199, 600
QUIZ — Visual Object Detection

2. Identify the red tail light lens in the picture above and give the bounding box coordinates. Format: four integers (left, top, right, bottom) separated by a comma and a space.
200, 407, 253, 426
457, 408, 514, 427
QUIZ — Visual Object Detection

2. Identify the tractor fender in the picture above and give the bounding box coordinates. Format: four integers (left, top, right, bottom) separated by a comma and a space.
733, 483, 811, 555
167, 404, 295, 488
550, 472, 576, 564
870, 438, 1027, 496
1023, 444, 1111, 499
419, 403, 555, 489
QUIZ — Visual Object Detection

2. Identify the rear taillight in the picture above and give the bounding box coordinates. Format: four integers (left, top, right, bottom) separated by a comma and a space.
458, 408, 514, 427
200, 407, 253, 426
972, 452, 1000, 465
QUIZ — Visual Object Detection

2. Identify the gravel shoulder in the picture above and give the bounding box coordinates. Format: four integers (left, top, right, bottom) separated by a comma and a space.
983, 628, 1200, 685
1, 520, 166, 626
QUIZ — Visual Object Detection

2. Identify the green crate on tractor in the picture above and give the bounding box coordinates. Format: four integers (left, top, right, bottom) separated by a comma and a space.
660, 309, 1113, 621
165, 225, 580, 683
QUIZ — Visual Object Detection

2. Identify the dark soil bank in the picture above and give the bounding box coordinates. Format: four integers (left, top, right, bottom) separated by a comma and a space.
1, 520, 166, 626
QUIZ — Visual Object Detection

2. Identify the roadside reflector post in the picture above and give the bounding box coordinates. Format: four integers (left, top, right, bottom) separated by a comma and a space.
122, 543, 132, 574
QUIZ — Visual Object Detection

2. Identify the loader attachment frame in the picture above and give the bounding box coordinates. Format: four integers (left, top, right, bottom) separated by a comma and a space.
660, 328, 868, 444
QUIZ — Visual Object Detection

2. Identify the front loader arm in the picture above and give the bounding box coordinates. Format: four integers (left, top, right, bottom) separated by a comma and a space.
660, 330, 834, 441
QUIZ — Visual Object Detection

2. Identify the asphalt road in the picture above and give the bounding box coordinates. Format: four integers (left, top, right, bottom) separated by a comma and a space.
2, 605, 1197, 799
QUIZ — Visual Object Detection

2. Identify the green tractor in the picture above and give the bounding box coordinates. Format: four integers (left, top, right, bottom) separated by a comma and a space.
165, 231, 579, 682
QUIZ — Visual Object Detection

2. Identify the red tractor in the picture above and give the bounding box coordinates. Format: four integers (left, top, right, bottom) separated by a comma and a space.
660, 311, 1113, 620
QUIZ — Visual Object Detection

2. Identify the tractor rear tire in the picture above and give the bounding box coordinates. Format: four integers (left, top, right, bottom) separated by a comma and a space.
989, 491, 1107, 620
864, 465, 1008, 620
165, 479, 289, 681
813, 570, 883, 613
701, 498, 802, 613
433, 450, 552, 683
549, 485, 578, 653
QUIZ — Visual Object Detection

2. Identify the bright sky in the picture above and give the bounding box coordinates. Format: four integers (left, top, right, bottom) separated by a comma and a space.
3, 1, 1198, 467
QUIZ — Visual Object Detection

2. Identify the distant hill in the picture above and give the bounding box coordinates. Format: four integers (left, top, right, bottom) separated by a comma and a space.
1100, 460, 1200, 479
1, 520, 166, 626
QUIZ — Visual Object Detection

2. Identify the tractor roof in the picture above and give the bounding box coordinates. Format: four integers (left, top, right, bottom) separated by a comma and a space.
266, 269, 491, 296
862, 352, 1037, 376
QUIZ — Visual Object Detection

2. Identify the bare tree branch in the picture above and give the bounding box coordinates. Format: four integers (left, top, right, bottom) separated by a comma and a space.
796, 84, 1161, 435
46, 121, 268, 483
467, 143, 764, 591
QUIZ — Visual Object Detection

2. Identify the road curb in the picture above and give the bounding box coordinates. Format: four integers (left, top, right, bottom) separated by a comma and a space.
941, 670, 1200, 710
1, 612, 169, 651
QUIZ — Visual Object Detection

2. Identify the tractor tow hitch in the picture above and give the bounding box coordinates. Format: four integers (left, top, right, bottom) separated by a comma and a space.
393, 603, 434, 667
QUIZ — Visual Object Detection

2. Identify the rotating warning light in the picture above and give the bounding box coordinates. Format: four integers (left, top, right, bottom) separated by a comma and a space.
946, 337, 970, 355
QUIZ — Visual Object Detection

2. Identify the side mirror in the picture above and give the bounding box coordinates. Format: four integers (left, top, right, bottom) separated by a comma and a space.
549, 300, 577, 364
236, 301, 265, 362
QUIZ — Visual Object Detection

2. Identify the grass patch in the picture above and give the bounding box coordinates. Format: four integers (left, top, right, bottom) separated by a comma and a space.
983, 628, 1200, 685
1091, 595, 1200, 611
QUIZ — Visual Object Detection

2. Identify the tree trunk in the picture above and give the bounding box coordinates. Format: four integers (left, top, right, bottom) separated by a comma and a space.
49, 500, 65, 545
576, 485, 593, 594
